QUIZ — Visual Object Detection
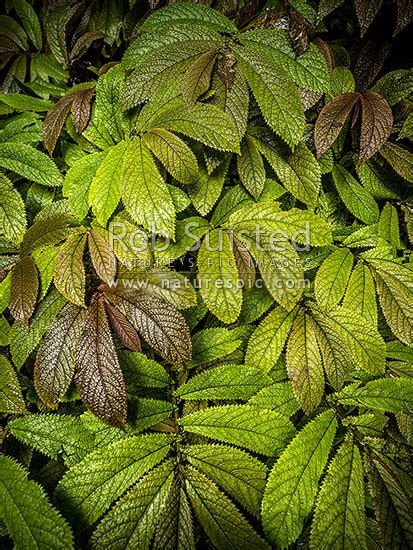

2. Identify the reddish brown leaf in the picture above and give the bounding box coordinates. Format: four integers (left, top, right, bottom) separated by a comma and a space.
216, 51, 237, 91
314, 93, 360, 157
43, 94, 74, 155
232, 235, 256, 290
9, 255, 38, 325
106, 289, 192, 366
75, 294, 127, 427
354, 37, 391, 91
71, 87, 95, 134
88, 228, 117, 285
359, 91, 393, 162
354, 0, 383, 36
313, 38, 334, 73
35, 303, 86, 407
289, 7, 310, 55
394, 0, 413, 36
104, 301, 141, 352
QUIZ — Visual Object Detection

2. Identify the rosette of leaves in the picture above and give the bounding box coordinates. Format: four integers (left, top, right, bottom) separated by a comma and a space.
0, 1, 413, 549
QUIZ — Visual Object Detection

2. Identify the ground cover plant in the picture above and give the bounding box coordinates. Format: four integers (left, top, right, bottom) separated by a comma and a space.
0, 0, 412, 548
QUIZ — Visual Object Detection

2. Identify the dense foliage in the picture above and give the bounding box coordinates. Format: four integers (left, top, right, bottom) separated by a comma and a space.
0, 0, 412, 548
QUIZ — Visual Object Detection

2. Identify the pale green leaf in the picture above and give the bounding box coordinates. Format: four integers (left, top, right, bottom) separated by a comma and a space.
180, 404, 295, 456
91, 460, 175, 549
245, 307, 297, 373
184, 444, 267, 518
0, 172, 26, 243
249, 381, 300, 417
188, 156, 230, 216
63, 151, 106, 220
0, 143, 62, 187
334, 379, 413, 412
122, 138, 175, 238
54, 433, 172, 527
0, 454, 73, 549
197, 229, 242, 323
190, 327, 243, 367
0, 355, 26, 413
54, 232, 87, 307
310, 436, 367, 550
237, 135, 266, 198
143, 128, 199, 184
315, 248, 354, 310
332, 165, 379, 224
343, 260, 378, 325
176, 364, 272, 400
234, 45, 305, 147
89, 141, 127, 226
262, 410, 338, 548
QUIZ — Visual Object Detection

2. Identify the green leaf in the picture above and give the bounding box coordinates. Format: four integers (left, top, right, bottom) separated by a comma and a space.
34, 303, 86, 407
312, 305, 386, 375
378, 203, 401, 249
176, 364, 272, 400
0, 355, 26, 413
33, 245, 58, 300
123, 40, 223, 108
63, 151, 106, 220
0, 454, 73, 549
188, 156, 230, 216
365, 448, 413, 548
237, 136, 266, 198
88, 228, 117, 285
182, 50, 217, 106
249, 381, 300, 417
106, 289, 192, 367
89, 141, 127, 226
311, 436, 367, 550
54, 232, 87, 307
355, 158, 399, 200
229, 203, 332, 246
286, 309, 324, 413
365, 255, 413, 346
140, 3, 238, 33
373, 69, 413, 106
245, 306, 297, 373
118, 351, 171, 388
93, 64, 128, 143
332, 165, 379, 224
20, 213, 70, 257
343, 260, 378, 326
241, 233, 304, 310
315, 248, 354, 310
10, 289, 67, 369
9, 255, 38, 324
143, 128, 199, 184
155, 216, 211, 264
55, 433, 171, 527
91, 460, 175, 549
123, 23, 221, 69
211, 68, 249, 140
240, 31, 330, 93
334, 379, 413, 412
190, 327, 243, 367
197, 229, 242, 323
75, 295, 127, 426
234, 45, 305, 147
13, 0, 42, 49
262, 410, 338, 548
147, 99, 240, 153
122, 138, 175, 238
0, 173, 26, 244
180, 404, 295, 456
330, 67, 356, 96
153, 477, 195, 550
185, 466, 270, 550
184, 444, 267, 518
257, 138, 321, 207
0, 143, 62, 187
0, 93, 51, 112
380, 142, 413, 183
8, 414, 93, 466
